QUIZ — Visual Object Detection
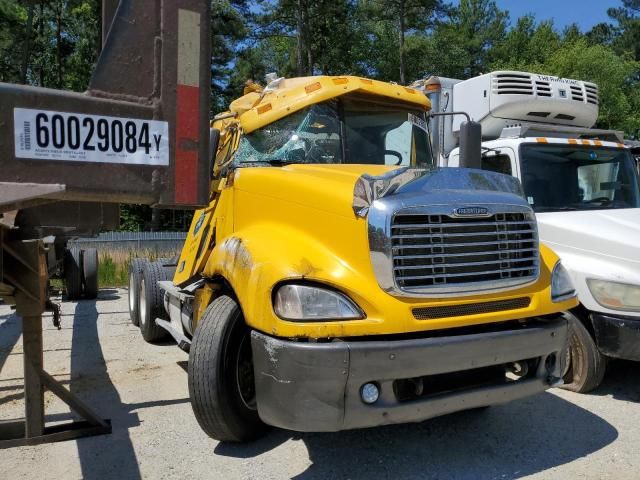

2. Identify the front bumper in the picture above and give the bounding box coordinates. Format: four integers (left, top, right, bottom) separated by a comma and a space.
592, 312, 640, 361
251, 317, 568, 432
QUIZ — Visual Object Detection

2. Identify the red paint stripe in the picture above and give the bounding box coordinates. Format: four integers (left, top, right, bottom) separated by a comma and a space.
175, 84, 200, 204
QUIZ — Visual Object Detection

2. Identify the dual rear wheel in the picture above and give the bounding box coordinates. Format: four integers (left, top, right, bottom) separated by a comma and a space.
64, 247, 98, 300
127, 260, 171, 342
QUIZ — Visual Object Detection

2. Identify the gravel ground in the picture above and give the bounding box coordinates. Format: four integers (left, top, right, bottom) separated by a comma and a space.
0, 289, 639, 480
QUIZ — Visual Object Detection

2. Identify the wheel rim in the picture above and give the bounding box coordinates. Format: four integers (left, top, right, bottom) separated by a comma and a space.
129, 273, 137, 313
139, 278, 147, 326
235, 333, 257, 410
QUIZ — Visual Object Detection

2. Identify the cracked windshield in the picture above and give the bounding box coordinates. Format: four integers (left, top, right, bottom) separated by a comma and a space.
234, 98, 432, 168
520, 144, 640, 212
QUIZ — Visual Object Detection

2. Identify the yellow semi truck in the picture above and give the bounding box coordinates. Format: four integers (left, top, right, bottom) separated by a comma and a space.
128, 75, 578, 442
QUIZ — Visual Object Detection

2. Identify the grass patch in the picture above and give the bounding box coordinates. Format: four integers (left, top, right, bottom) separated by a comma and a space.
99, 254, 129, 287
97, 248, 181, 287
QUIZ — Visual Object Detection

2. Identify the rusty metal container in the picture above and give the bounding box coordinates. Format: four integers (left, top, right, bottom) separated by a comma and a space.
0, 0, 212, 212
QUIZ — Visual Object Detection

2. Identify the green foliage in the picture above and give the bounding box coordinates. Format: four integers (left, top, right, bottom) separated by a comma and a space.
0, 0, 26, 83
426, 0, 508, 78
491, 21, 640, 134
118, 205, 194, 232
98, 249, 182, 287
359, 0, 443, 83
535, 39, 640, 133
98, 253, 128, 287
606, 0, 640, 60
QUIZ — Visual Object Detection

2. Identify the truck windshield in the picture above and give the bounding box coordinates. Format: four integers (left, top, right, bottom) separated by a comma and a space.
233, 98, 432, 168
520, 144, 640, 212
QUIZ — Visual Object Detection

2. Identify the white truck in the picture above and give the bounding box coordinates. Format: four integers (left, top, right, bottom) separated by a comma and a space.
413, 71, 640, 392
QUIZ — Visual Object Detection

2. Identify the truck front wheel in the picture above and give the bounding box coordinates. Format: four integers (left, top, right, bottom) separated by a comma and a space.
561, 312, 607, 393
188, 295, 266, 442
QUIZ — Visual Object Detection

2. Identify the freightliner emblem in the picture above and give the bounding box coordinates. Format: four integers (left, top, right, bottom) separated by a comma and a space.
453, 206, 490, 217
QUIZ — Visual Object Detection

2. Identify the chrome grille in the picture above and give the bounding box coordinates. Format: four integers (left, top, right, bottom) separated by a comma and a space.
391, 211, 539, 294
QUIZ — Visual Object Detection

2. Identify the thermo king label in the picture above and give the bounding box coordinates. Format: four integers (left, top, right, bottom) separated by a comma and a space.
13, 108, 169, 166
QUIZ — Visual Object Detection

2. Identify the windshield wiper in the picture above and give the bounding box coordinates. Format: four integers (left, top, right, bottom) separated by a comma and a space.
481, 146, 501, 157
236, 159, 301, 168
534, 206, 578, 212
265, 158, 301, 166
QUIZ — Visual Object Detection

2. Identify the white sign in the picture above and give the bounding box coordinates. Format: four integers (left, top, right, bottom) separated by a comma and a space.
13, 108, 169, 166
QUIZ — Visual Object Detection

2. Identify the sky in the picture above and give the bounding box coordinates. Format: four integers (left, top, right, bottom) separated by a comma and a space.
450, 0, 620, 31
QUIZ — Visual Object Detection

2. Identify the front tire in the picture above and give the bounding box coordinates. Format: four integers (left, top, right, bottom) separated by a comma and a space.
188, 295, 266, 442
561, 312, 607, 393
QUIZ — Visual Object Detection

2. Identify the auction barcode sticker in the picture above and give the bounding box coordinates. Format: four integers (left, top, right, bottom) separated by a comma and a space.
13, 108, 169, 166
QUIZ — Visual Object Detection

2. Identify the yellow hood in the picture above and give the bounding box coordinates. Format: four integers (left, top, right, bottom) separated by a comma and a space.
232, 164, 398, 218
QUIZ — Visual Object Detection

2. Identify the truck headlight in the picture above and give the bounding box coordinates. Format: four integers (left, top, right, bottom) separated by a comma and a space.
551, 262, 576, 302
274, 284, 364, 321
587, 279, 640, 312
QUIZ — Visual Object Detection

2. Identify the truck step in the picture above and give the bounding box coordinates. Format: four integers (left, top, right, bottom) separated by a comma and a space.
155, 318, 191, 353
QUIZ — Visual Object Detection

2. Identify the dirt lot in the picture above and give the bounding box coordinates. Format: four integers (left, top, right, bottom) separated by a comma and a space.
0, 289, 639, 479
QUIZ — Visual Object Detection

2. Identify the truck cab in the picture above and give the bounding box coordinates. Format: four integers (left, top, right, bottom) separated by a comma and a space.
419, 71, 640, 392
129, 75, 575, 442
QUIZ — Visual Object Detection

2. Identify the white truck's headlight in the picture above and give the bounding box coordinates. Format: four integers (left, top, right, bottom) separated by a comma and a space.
587, 279, 640, 312
274, 284, 364, 321
551, 262, 576, 302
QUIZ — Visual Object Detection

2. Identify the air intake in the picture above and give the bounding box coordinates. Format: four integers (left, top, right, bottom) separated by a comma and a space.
493, 73, 534, 96
413, 297, 531, 320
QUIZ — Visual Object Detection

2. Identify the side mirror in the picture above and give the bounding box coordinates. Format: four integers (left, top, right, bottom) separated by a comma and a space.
209, 128, 220, 180
458, 120, 482, 170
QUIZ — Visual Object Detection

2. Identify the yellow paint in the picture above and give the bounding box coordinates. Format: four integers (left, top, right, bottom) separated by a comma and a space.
192, 283, 217, 329
191, 165, 576, 338
225, 75, 430, 134
175, 74, 576, 340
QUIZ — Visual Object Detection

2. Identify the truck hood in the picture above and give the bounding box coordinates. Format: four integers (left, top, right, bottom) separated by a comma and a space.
537, 209, 640, 264
537, 209, 640, 317
233, 164, 526, 218
233, 164, 399, 218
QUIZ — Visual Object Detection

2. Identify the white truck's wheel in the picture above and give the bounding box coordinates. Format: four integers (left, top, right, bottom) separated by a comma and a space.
561, 312, 607, 393
188, 295, 266, 442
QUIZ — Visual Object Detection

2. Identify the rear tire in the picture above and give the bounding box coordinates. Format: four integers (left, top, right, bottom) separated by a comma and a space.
188, 295, 267, 442
138, 262, 170, 343
82, 248, 99, 299
561, 312, 607, 393
128, 259, 146, 327
64, 247, 82, 300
